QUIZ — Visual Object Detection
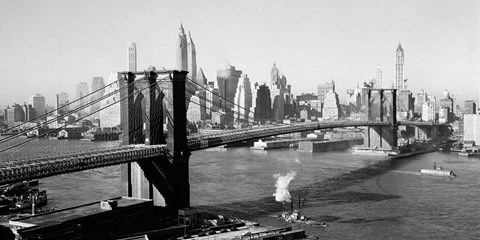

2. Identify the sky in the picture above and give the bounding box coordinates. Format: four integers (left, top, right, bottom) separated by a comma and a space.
0, 0, 479, 106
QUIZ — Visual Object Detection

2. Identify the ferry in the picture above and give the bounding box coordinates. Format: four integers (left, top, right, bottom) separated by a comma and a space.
388, 143, 434, 159
459, 147, 480, 157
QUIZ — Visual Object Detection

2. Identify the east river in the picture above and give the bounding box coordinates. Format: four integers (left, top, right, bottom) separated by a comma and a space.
2, 137, 480, 239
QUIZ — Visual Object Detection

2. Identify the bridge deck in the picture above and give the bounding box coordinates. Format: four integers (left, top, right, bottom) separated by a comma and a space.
0, 120, 442, 184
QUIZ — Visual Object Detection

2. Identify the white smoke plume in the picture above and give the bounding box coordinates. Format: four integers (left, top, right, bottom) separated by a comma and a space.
273, 171, 296, 202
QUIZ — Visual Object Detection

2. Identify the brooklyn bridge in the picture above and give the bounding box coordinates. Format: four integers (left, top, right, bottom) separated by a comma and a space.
0, 70, 446, 210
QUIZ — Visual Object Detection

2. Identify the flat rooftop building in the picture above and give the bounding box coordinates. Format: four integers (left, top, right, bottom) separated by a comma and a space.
9, 197, 166, 240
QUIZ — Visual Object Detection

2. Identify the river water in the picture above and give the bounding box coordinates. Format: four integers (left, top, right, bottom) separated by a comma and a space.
2, 138, 479, 239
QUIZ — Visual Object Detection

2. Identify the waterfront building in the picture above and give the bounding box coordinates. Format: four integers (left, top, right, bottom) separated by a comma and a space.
128, 42, 137, 72
233, 74, 252, 122
322, 90, 340, 120
253, 84, 271, 123
317, 80, 335, 103
56, 92, 69, 117
464, 114, 480, 145
99, 73, 121, 128
217, 65, 242, 111
10, 197, 162, 240
394, 42, 405, 90
75, 82, 89, 117
28, 94, 46, 120
90, 77, 105, 119
464, 100, 476, 115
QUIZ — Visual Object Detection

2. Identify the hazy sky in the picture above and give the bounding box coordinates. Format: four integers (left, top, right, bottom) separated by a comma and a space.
0, 0, 479, 106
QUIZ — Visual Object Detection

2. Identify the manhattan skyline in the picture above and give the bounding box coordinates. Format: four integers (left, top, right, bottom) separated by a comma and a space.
0, 0, 478, 105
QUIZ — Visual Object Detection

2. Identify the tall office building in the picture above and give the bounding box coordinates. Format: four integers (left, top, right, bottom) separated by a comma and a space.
75, 82, 89, 116
23, 103, 36, 122
29, 94, 46, 120
254, 84, 271, 123
197, 68, 207, 86
56, 92, 69, 117
270, 63, 292, 122
317, 80, 335, 103
187, 31, 197, 84
415, 89, 428, 115
394, 42, 405, 90
99, 73, 121, 128
90, 77, 105, 119
322, 90, 340, 120
217, 65, 242, 111
465, 100, 477, 115
439, 89, 454, 121
128, 42, 137, 72
422, 96, 436, 122
397, 90, 414, 120
233, 74, 252, 122
176, 24, 188, 71
4, 107, 14, 127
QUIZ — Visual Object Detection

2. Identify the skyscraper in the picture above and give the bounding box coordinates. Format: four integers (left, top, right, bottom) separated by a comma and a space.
187, 31, 197, 84
394, 42, 405, 90
254, 84, 272, 123
99, 72, 121, 128
217, 65, 242, 111
128, 42, 137, 72
317, 80, 335, 103
90, 77, 105, 119
29, 94, 45, 119
176, 24, 188, 71
233, 74, 253, 122
322, 90, 340, 120
75, 82, 89, 116
56, 92, 69, 117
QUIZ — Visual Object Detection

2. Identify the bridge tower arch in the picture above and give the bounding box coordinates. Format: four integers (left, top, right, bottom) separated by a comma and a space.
362, 88, 398, 149
120, 70, 190, 211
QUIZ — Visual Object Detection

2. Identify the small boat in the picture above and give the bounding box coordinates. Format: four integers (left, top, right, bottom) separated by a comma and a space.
10, 190, 47, 211
420, 169, 456, 177
57, 129, 68, 139
26, 130, 38, 138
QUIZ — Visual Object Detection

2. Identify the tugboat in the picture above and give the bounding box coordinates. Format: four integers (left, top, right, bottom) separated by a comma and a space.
57, 129, 68, 139
10, 189, 48, 212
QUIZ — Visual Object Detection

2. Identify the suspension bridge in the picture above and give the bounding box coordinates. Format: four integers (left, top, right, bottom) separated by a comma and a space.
0, 70, 446, 210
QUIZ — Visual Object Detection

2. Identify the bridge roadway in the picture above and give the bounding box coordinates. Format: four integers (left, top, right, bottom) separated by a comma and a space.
1, 120, 440, 185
